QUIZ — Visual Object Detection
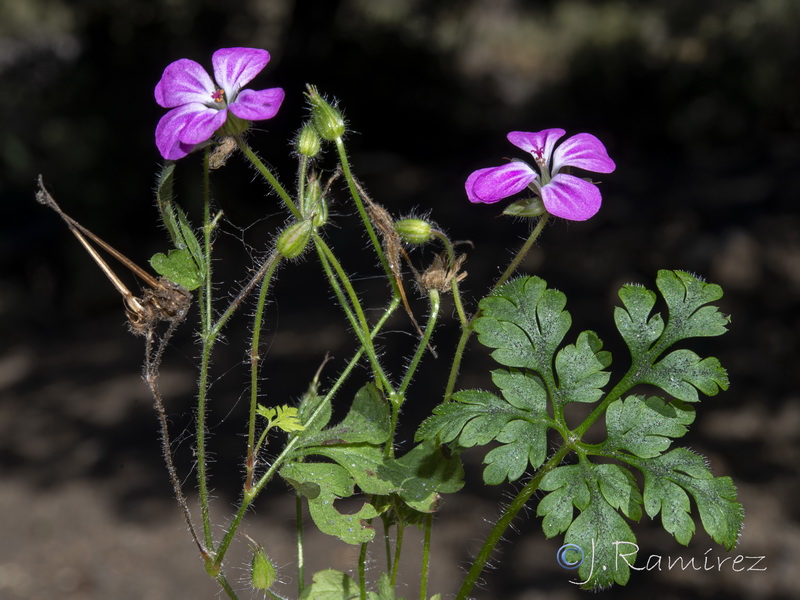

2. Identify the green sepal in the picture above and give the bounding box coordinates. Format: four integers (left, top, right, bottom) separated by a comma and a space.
501, 197, 546, 218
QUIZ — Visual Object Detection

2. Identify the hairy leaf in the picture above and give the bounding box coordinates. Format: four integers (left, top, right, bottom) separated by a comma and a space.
636, 448, 743, 550
605, 395, 695, 458
416, 370, 550, 484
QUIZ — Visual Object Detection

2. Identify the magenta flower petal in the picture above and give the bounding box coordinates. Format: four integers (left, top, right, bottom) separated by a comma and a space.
155, 59, 216, 108
177, 107, 229, 145
228, 87, 285, 121
551, 133, 615, 175
156, 104, 204, 160
540, 173, 602, 221
466, 161, 537, 204
212, 48, 270, 101
507, 129, 565, 164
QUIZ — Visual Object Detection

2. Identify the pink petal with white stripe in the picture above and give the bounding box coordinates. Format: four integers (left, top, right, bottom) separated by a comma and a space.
541, 173, 602, 221
212, 48, 270, 101
466, 161, 537, 204
551, 133, 615, 175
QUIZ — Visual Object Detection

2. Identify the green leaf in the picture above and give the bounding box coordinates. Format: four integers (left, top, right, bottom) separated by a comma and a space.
473, 276, 571, 383
636, 448, 743, 550
298, 384, 390, 448
656, 270, 729, 348
605, 395, 695, 458
295, 444, 402, 496
149, 248, 202, 290
614, 270, 729, 403
390, 439, 464, 512
416, 370, 550, 484
565, 493, 637, 589
299, 569, 360, 600
644, 350, 729, 402
280, 462, 378, 545
298, 393, 332, 436
614, 283, 663, 356
155, 163, 205, 279
537, 465, 591, 537
256, 404, 305, 433
553, 330, 612, 405
537, 462, 639, 589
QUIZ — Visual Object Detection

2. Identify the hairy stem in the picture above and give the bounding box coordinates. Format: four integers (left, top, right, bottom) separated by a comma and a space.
246, 253, 284, 491
455, 445, 569, 600
236, 137, 302, 219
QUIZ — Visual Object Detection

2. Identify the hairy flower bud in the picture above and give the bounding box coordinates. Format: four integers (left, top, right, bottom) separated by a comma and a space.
297, 122, 321, 157
306, 85, 345, 141
250, 547, 277, 590
301, 177, 328, 227
276, 220, 313, 259
394, 218, 433, 245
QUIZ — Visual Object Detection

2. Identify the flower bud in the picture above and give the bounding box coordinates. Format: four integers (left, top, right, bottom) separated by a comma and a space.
306, 85, 345, 141
297, 122, 321, 157
276, 220, 313, 259
394, 218, 433, 245
250, 547, 277, 590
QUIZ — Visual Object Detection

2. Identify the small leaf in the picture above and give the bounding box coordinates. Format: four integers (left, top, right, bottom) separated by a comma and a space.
300, 384, 390, 447
538, 462, 639, 589
656, 270, 729, 348
605, 395, 695, 458
474, 276, 571, 384
149, 248, 202, 290
644, 350, 729, 402
299, 569, 360, 600
553, 331, 612, 405
390, 439, 465, 512
614, 283, 663, 356
416, 370, 550, 484
636, 448, 743, 550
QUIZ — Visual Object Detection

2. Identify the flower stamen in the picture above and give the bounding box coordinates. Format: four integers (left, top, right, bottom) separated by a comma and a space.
211, 89, 225, 103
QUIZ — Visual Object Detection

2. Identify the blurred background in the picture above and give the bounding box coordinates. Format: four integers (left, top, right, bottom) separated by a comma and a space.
2, 0, 799, 599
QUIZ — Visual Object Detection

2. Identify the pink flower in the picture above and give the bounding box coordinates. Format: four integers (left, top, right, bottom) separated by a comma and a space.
155, 48, 285, 160
465, 129, 616, 221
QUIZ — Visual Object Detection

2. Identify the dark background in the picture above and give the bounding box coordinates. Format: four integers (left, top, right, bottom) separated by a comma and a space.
2, 1, 798, 599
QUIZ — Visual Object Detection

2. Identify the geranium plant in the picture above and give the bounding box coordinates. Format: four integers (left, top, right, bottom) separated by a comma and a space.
36, 47, 743, 599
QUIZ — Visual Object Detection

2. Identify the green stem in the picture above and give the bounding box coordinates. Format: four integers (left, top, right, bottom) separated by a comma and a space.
358, 542, 368, 600
236, 137, 302, 219
212, 297, 400, 569
419, 513, 432, 600
491, 215, 549, 293
197, 149, 214, 549
454, 445, 570, 600
334, 137, 393, 282
398, 290, 440, 397
314, 235, 394, 393
216, 573, 239, 599
391, 524, 405, 587
246, 253, 283, 491
573, 369, 636, 437
296, 493, 305, 595
442, 216, 550, 402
